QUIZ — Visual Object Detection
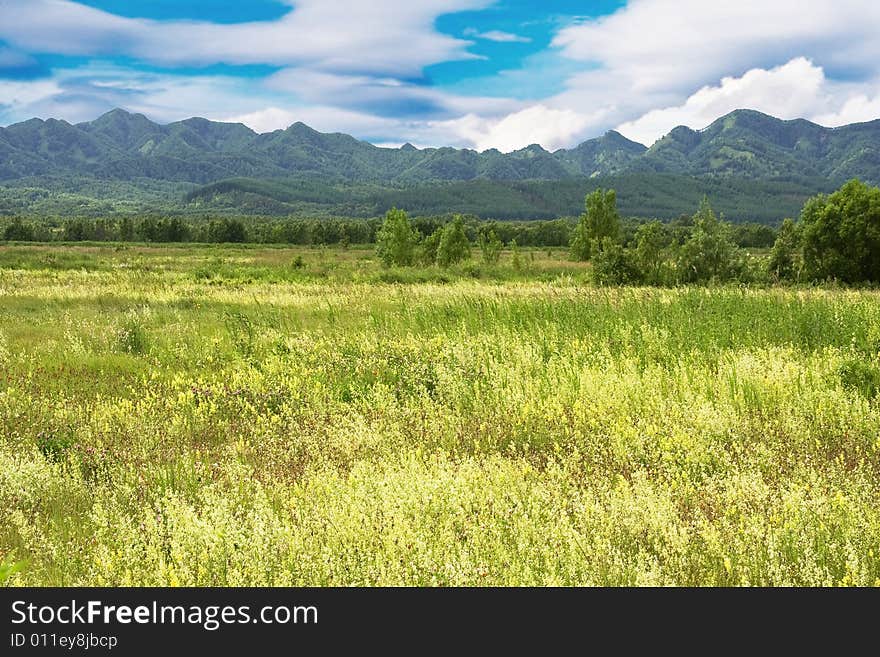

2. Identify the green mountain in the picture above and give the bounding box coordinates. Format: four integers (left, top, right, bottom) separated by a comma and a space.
0, 108, 877, 221
0, 109, 648, 184
636, 109, 880, 180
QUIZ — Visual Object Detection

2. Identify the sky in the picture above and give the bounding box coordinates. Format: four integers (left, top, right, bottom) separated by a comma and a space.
1, 0, 880, 150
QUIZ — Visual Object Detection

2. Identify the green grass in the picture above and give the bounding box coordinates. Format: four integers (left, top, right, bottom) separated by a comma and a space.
1, 243, 879, 585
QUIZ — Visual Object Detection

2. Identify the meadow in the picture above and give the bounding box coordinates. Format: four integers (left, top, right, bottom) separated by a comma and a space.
1, 243, 879, 586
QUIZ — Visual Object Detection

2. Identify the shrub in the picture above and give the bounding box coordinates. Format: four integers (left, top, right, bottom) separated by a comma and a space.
632, 220, 668, 285
591, 238, 637, 285
510, 239, 523, 271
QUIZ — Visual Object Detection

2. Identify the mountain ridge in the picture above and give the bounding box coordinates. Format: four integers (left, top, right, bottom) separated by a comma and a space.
1, 108, 878, 221
1, 108, 878, 186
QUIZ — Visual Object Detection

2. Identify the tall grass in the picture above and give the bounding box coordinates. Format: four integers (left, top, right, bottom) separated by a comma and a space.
0, 244, 878, 585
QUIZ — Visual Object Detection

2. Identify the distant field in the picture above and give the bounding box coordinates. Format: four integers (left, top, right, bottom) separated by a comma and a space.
1, 244, 879, 585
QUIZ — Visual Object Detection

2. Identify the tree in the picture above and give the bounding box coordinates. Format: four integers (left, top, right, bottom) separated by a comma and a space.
570, 188, 620, 261
376, 207, 418, 267
3, 217, 35, 241
208, 218, 247, 243
419, 229, 442, 265
478, 225, 503, 265
676, 197, 742, 283
799, 179, 880, 283
119, 217, 134, 241
585, 188, 621, 244
569, 215, 592, 262
436, 215, 471, 267
633, 220, 667, 285
768, 218, 802, 281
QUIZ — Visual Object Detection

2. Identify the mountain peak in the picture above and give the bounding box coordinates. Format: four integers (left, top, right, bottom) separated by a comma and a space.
90, 108, 154, 125
287, 121, 315, 132
101, 107, 132, 118
519, 143, 549, 155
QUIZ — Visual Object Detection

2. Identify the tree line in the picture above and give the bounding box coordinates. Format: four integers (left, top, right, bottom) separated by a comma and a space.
373, 179, 880, 285
6, 180, 877, 285
1, 211, 775, 251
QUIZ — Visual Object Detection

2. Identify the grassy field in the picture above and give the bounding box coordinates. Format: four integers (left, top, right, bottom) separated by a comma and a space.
1, 243, 879, 586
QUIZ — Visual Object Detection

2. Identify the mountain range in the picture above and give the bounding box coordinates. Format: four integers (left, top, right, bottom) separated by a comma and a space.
1, 108, 878, 221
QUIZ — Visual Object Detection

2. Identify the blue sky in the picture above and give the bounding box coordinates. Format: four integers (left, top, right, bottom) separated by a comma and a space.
1, 1, 879, 150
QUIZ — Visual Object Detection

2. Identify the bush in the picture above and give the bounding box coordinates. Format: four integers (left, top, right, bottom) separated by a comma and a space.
116, 316, 150, 355
510, 240, 523, 271
591, 238, 638, 285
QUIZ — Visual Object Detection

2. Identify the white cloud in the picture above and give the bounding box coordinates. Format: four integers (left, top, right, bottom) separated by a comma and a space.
464, 29, 532, 43
0, 0, 493, 77
0, 63, 273, 126
617, 58, 830, 145
438, 105, 595, 152
222, 108, 299, 135
519, 0, 880, 147
813, 92, 880, 127
0, 79, 62, 112
553, 0, 880, 95
615, 57, 880, 145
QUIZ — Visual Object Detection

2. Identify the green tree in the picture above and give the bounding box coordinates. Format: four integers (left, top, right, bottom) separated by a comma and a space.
478, 225, 503, 265
800, 179, 880, 283
633, 220, 667, 285
119, 217, 134, 241
676, 197, 741, 283
376, 207, 418, 267
419, 229, 442, 265
208, 218, 247, 243
569, 215, 592, 262
436, 215, 471, 267
570, 188, 620, 261
3, 217, 35, 241
768, 218, 802, 281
